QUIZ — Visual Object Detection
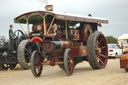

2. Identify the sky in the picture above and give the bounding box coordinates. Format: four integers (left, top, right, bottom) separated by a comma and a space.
0, 0, 128, 38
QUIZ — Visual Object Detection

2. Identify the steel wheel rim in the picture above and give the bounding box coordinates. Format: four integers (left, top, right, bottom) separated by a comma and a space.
95, 34, 108, 67
34, 53, 42, 76
68, 53, 74, 75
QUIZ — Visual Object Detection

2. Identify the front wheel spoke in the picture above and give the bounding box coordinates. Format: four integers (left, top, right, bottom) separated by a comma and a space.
35, 67, 39, 73
70, 66, 73, 73
35, 63, 39, 66
68, 62, 74, 73
68, 57, 74, 70
37, 66, 40, 72
35, 59, 39, 66
69, 57, 74, 64
38, 56, 41, 64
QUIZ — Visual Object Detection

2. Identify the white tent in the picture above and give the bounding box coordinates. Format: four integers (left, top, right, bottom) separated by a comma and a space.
118, 34, 128, 40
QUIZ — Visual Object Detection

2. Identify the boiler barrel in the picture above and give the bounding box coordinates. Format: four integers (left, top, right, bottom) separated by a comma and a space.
42, 40, 73, 53
52, 40, 73, 49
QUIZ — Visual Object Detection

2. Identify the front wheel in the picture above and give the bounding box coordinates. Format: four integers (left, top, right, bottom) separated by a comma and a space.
64, 48, 75, 76
87, 32, 108, 69
31, 50, 43, 77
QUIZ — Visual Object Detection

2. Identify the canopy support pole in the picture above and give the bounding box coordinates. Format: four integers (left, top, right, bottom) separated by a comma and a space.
26, 20, 30, 37
18, 22, 27, 35
47, 16, 55, 34
65, 21, 68, 39
43, 16, 46, 35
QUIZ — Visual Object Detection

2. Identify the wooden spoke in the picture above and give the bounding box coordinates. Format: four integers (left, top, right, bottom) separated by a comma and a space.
97, 53, 106, 58
87, 32, 108, 69
95, 41, 99, 48
95, 47, 100, 50
96, 57, 104, 65
98, 38, 103, 45
100, 45, 106, 49
64, 49, 74, 76
31, 51, 42, 77
99, 58, 104, 65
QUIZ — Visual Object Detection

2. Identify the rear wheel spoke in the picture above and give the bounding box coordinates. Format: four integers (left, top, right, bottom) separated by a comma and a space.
96, 57, 104, 65
98, 38, 103, 45
99, 58, 104, 65
97, 53, 106, 58
95, 42, 99, 48
100, 45, 106, 49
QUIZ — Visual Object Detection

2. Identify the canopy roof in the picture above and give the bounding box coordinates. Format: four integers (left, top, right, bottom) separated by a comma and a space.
14, 11, 108, 24
118, 34, 128, 40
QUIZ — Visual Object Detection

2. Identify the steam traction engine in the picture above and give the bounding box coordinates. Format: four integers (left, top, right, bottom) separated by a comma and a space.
0, 30, 30, 70
14, 11, 108, 77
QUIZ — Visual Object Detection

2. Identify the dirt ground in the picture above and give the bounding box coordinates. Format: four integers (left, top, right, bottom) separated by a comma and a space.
0, 59, 128, 85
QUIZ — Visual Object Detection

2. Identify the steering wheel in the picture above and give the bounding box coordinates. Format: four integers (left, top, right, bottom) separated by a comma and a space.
14, 30, 25, 46
14, 30, 24, 39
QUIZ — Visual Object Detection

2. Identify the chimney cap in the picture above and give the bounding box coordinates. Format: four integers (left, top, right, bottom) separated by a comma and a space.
45, 5, 54, 11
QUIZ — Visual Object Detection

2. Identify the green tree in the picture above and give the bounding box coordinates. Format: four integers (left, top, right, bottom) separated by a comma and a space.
105, 36, 118, 44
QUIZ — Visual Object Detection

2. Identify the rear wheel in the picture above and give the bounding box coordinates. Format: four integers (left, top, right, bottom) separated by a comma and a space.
64, 48, 75, 76
31, 50, 43, 77
87, 32, 108, 69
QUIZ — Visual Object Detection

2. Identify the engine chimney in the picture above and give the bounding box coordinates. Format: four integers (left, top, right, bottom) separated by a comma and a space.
45, 5, 53, 11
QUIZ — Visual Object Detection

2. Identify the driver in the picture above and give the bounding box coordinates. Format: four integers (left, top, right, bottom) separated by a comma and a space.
9, 24, 16, 50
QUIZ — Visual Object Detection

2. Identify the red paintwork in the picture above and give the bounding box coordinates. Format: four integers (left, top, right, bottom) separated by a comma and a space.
30, 37, 43, 44
70, 46, 87, 57
120, 53, 128, 69
61, 41, 73, 48
43, 41, 54, 51
120, 59, 128, 68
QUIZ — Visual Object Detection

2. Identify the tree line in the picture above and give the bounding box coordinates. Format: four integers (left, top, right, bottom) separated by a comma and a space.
105, 36, 118, 44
